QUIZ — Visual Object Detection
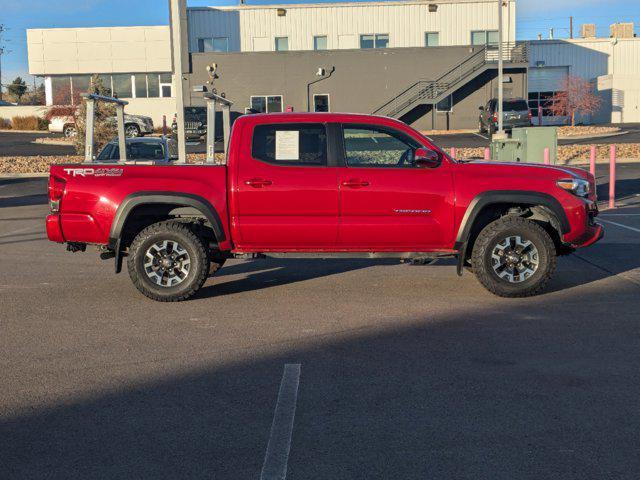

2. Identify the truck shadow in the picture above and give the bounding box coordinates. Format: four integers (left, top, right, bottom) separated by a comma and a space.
200, 258, 400, 297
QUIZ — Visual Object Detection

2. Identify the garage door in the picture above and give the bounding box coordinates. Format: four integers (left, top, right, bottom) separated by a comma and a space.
528, 66, 569, 92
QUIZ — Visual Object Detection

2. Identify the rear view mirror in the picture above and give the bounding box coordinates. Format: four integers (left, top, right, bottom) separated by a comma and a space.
414, 148, 440, 168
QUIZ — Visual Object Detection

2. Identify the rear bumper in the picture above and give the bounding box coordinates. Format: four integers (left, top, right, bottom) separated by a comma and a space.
46, 214, 64, 243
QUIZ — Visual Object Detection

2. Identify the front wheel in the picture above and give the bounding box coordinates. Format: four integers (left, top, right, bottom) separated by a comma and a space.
471, 216, 556, 297
127, 221, 210, 301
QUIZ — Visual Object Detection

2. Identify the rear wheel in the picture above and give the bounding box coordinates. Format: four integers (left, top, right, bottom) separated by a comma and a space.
63, 124, 77, 138
471, 216, 556, 297
478, 119, 486, 134
125, 124, 141, 138
127, 221, 210, 301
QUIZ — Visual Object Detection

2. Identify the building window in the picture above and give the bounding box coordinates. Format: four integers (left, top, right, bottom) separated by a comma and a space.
112, 74, 132, 98
275, 37, 289, 51
252, 123, 327, 166
159, 74, 173, 98
528, 91, 563, 119
250, 95, 283, 113
360, 34, 389, 49
147, 74, 159, 97
96, 75, 112, 96
51, 76, 72, 105
436, 95, 453, 112
134, 75, 148, 98
198, 37, 229, 53
471, 30, 499, 46
425, 32, 439, 47
313, 35, 327, 50
313, 94, 330, 112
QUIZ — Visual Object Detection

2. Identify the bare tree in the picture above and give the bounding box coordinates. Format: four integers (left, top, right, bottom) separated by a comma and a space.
549, 75, 602, 126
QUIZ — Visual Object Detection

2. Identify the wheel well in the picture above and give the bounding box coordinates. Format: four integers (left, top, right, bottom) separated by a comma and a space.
118, 204, 218, 252
464, 203, 566, 261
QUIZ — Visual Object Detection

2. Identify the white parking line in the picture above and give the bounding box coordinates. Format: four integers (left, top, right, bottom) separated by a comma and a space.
473, 132, 489, 140
600, 219, 640, 234
260, 363, 301, 480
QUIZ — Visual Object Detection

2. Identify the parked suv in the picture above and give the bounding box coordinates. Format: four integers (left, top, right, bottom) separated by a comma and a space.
49, 114, 154, 138
171, 107, 225, 141
479, 98, 532, 136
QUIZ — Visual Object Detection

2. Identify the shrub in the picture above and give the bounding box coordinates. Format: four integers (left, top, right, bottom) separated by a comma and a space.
44, 105, 77, 121
11, 115, 48, 131
0, 118, 11, 130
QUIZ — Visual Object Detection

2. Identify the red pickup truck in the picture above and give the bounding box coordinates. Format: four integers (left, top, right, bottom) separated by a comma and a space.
46, 113, 603, 301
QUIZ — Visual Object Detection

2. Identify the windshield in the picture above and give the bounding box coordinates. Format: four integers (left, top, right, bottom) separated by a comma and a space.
108, 142, 166, 160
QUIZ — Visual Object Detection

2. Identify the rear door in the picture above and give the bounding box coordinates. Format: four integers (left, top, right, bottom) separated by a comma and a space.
336, 124, 454, 250
234, 122, 339, 250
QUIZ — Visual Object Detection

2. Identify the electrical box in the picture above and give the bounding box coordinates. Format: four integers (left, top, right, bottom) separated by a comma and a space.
490, 126, 558, 164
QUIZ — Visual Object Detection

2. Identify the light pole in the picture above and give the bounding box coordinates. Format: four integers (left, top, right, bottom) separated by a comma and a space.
496, 0, 505, 137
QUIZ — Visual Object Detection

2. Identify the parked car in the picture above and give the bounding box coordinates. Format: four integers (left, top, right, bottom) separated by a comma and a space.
95, 137, 178, 163
46, 112, 602, 301
171, 107, 238, 141
479, 98, 532, 135
48, 114, 155, 138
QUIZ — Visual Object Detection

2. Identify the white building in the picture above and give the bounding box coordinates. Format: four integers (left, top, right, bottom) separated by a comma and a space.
528, 37, 640, 124
26, 26, 176, 124
187, 0, 516, 53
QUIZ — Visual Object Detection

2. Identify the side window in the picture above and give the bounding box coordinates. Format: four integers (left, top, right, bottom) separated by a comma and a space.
252, 123, 327, 166
342, 125, 422, 168
96, 144, 114, 161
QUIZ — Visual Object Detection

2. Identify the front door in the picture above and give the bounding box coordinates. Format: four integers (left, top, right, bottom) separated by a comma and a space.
234, 122, 339, 250
337, 124, 454, 250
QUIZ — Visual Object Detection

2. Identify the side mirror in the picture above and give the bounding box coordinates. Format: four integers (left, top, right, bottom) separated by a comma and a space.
414, 148, 440, 168
479, 106, 484, 111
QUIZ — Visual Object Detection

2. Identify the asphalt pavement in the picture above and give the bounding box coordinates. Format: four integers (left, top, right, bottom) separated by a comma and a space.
1, 170, 640, 479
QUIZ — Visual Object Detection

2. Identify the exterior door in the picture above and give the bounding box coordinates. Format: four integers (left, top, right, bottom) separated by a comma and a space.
234, 122, 339, 250
337, 124, 454, 250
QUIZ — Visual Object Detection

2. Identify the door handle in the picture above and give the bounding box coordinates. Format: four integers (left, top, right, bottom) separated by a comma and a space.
245, 178, 273, 188
341, 179, 370, 188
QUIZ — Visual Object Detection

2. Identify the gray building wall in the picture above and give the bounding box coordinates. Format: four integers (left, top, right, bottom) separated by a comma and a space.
187, 46, 527, 130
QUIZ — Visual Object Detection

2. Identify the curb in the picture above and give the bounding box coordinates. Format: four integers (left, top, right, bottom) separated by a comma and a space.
558, 130, 627, 141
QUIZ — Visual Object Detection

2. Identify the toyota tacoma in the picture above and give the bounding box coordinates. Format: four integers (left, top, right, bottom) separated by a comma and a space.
46, 113, 603, 301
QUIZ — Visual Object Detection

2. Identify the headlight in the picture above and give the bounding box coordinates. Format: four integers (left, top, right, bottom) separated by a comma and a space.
557, 178, 590, 197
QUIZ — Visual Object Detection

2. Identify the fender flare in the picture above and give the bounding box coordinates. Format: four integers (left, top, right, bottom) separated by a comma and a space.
108, 192, 226, 249
454, 191, 570, 274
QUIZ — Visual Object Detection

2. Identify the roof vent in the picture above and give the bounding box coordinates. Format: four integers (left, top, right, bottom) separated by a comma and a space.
610, 22, 634, 38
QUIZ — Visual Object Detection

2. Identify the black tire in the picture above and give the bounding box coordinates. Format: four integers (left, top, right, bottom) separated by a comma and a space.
488, 123, 496, 138
127, 221, 210, 302
471, 216, 556, 298
478, 119, 486, 134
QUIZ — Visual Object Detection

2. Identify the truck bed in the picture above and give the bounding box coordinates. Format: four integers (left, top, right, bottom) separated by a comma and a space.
48, 164, 230, 248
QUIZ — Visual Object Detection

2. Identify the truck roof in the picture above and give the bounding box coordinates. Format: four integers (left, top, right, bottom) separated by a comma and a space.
237, 111, 408, 126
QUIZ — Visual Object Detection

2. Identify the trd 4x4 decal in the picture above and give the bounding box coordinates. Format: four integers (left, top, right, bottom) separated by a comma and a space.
63, 168, 124, 177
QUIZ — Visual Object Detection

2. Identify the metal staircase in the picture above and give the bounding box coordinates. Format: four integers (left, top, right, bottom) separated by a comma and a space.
372, 42, 528, 119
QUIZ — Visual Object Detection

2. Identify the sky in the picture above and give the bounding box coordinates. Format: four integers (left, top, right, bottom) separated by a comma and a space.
1, 0, 639, 86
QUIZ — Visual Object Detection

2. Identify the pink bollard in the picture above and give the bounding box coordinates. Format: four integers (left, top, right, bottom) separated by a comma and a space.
484, 147, 491, 161
543, 147, 550, 165
609, 145, 616, 209
589, 145, 596, 177
450, 147, 457, 159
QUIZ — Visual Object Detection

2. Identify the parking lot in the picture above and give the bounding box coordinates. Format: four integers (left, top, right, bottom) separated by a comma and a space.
1, 171, 640, 479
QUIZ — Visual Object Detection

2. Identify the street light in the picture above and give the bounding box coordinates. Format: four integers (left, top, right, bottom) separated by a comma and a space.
496, 0, 507, 138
